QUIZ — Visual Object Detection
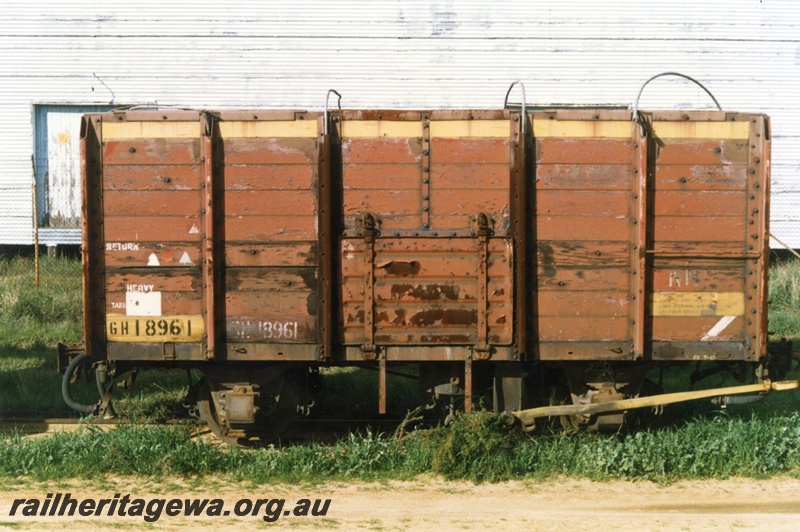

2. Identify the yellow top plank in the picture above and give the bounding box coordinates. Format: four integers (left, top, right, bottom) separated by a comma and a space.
533, 120, 631, 138
103, 121, 200, 140
652, 121, 750, 140
342, 120, 423, 138
220, 120, 318, 138
430, 120, 510, 138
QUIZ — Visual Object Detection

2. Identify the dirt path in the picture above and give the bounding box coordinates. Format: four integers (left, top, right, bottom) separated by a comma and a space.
2, 476, 799, 531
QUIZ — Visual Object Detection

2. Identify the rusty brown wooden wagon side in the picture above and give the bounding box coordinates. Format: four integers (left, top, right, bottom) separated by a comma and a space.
70, 100, 785, 444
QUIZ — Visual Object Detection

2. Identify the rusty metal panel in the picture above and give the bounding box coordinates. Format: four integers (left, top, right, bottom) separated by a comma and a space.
340, 237, 513, 347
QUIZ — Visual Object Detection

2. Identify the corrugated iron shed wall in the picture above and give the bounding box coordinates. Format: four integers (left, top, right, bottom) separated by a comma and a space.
0, 0, 798, 246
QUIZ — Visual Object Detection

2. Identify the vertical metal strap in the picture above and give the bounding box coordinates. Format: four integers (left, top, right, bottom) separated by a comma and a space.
318, 116, 335, 360
358, 213, 378, 359
473, 213, 492, 360
632, 116, 649, 359
421, 114, 431, 229
81, 116, 106, 360
464, 356, 473, 413
510, 111, 527, 361
748, 115, 770, 360
202, 114, 217, 360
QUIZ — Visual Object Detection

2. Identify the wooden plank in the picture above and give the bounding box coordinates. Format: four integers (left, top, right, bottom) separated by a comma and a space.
655, 140, 749, 165
220, 120, 317, 138
103, 121, 200, 140
536, 190, 628, 216
226, 315, 317, 343
430, 120, 510, 138
106, 270, 199, 292
224, 216, 317, 241
653, 216, 746, 242
104, 191, 200, 217
536, 291, 629, 317
651, 265, 745, 292
430, 138, 509, 164
104, 165, 201, 191
653, 190, 746, 216
430, 164, 509, 189
533, 120, 631, 138
225, 190, 316, 217
343, 120, 423, 138
652, 121, 750, 140
536, 267, 630, 291
536, 138, 632, 164
343, 138, 422, 164
343, 189, 420, 215
226, 291, 317, 316
222, 138, 317, 165
536, 241, 630, 267
535, 164, 630, 190
537, 317, 629, 341
225, 242, 318, 267
430, 189, 509, 216
106, 314, 205, 343
343, 163, 422, 190
651, 292, 745, 317
224, 164, 315, 190
105, 291, 202, 315
654, 164, 748, 191
104, 139, 201, 165
536, 216, 630, 241
104, 216, 202, 242
104, 242, 201, 268
225, 267, 318, 292
652, 316, 744, 342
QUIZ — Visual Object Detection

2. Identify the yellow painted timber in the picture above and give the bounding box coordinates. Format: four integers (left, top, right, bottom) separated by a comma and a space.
532, 120, 631, 138
220, 120, 318, 138
651, 292, 745, 317
430, 120, 509, 138
342, 120, 423, 138
106, 314, 205, 343
102, 121, 200, 140
652, 121, 750, 140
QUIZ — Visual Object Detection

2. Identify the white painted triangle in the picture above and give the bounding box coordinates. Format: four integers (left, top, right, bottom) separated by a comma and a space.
179, 252, 193, 264
147, 253, 160, 266
188, 224, 200, 234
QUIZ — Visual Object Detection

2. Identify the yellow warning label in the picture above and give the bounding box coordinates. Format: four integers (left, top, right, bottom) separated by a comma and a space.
651, 292, 745, 317
106, 314, 205, 343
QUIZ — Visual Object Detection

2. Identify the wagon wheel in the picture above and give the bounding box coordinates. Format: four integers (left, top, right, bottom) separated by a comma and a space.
197, 371, 303, 447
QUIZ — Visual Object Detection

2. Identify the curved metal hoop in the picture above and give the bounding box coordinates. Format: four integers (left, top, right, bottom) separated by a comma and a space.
633, 72, 722, 123
503, 80, 527, 133
324, 89, 342, 135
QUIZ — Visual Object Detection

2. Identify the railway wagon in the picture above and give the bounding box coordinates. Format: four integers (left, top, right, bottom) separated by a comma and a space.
61, 78, 794, 444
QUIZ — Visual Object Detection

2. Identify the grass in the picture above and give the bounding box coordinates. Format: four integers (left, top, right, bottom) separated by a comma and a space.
769, 257, 800, 338
2, 407, 800, 484
1, 254, 800, 483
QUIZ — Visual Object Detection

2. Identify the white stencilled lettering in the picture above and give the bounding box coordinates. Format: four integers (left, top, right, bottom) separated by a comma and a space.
126, 284, 155, 292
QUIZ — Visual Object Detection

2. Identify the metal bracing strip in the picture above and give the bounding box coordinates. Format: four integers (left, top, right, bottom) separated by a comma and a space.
318, 117, 334, 361
81, 116, 106, 360
511, 111, 527, 361
633, 118, 649, 359
464, 356, 473, 414
201, 115, 217, 360
757, 117, 771, 358
421, 114, 431, 229
359, 213, 378, 359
